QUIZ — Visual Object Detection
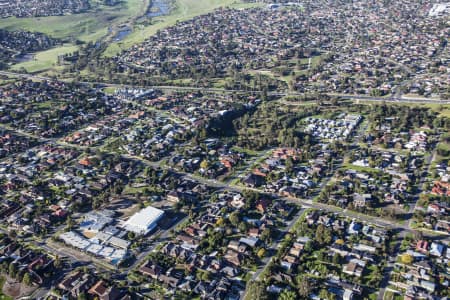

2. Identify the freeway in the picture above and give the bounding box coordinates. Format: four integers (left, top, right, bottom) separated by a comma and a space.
0, 70, 449, 104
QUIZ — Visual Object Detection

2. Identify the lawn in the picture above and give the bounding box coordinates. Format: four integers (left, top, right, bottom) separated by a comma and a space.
102, 86, 117, 94
103, 0, 263, 56
11, 44, 79, 73
341, 163, 383, 175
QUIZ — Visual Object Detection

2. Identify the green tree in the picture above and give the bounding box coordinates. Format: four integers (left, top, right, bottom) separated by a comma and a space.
332, 253, 341, 265
279, 290, 297, 300
256, 248, 266, 258
238, 221, 248, 233
229, 211, 240, 227
319, 289, 335, 300
315, 224, 332, 245
77, 293, 87, 300
54, 255, 62, 268
297, 276, 312, 298
201, 270, 211, 281
260, 228, 272, 243
8, 263, 17, 278
244, 281, 267, 300
22, 273, 32, 286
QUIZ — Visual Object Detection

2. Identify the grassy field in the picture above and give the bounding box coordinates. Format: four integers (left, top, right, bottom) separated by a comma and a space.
3, 0, 261, 72
103, 86, 117, 94
423, 103, 450, 118
103, 0, 263, 56
11, 44, 78, 73
357, 101, 450, 117
0, 0, 147, 41
246, 54, 324, 90
1, 0, 148, 72
411, 103, 450, 118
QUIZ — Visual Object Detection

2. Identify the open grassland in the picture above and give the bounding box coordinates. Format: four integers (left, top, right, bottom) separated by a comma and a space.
357, 101, 450, 118
3, 0, 260, 73
10, 44, 79, 73
2, 0, 148, 72
0, 0, 148, 42
400, 102, 450, 118
103, 0, 263, 56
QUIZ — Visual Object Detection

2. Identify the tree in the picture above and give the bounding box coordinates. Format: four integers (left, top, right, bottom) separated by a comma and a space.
319, 289, 329, 300
200, 160, 209, 170
244, 281, 267, 300
285, 157, 294, 173
332, 253, 341, 265
229, 211, 240, 226
66, 215, 75, 231
256, 248, 266, 258
238, 221, 248, 233
22, 273, 32, 286
279, 290, 297, 300
297, 276, 312, 298
401, 253, 414, 264
77, 293, 87, 300
315, 224, 332, 245
8, 263, 17, 278
54, 255, 62, 268
319, 289, 336, 300
216, 217, 224, 227
201, 270, 211, 282
260, 228, 272, 243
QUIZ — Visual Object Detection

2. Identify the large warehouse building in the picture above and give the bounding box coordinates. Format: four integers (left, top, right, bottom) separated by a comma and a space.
122, 206, 164, 235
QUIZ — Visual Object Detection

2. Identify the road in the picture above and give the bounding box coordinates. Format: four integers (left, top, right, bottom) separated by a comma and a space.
2, 102, 446, 241
7, 116, 443, 242
122, 214, 189, 273
377, 230, 407, 300
0, 70, 448, 104
251, 207, 306, 281
407, 150, 437, 229
1, 69, 449, 299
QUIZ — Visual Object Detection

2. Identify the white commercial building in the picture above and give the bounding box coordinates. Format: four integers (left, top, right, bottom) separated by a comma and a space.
59, 231, 127, 265
122, 206, 164, 235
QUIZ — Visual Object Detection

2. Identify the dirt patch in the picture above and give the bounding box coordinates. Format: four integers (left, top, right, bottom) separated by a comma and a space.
110, 200, 140, 218
2, 275, 36, 298
82, 231, 97, 239
150, 200, 174, 210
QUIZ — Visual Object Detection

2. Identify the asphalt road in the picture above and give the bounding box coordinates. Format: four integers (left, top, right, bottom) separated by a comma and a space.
1, 69, 449, 299
0, 70, 448, 104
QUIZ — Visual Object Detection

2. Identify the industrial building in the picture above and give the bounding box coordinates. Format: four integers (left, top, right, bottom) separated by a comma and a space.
122, 206, 164, 235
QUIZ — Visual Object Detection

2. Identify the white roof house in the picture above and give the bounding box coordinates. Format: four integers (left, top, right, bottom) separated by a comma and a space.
430, 242, 444, 257
122, 206, 164, 235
